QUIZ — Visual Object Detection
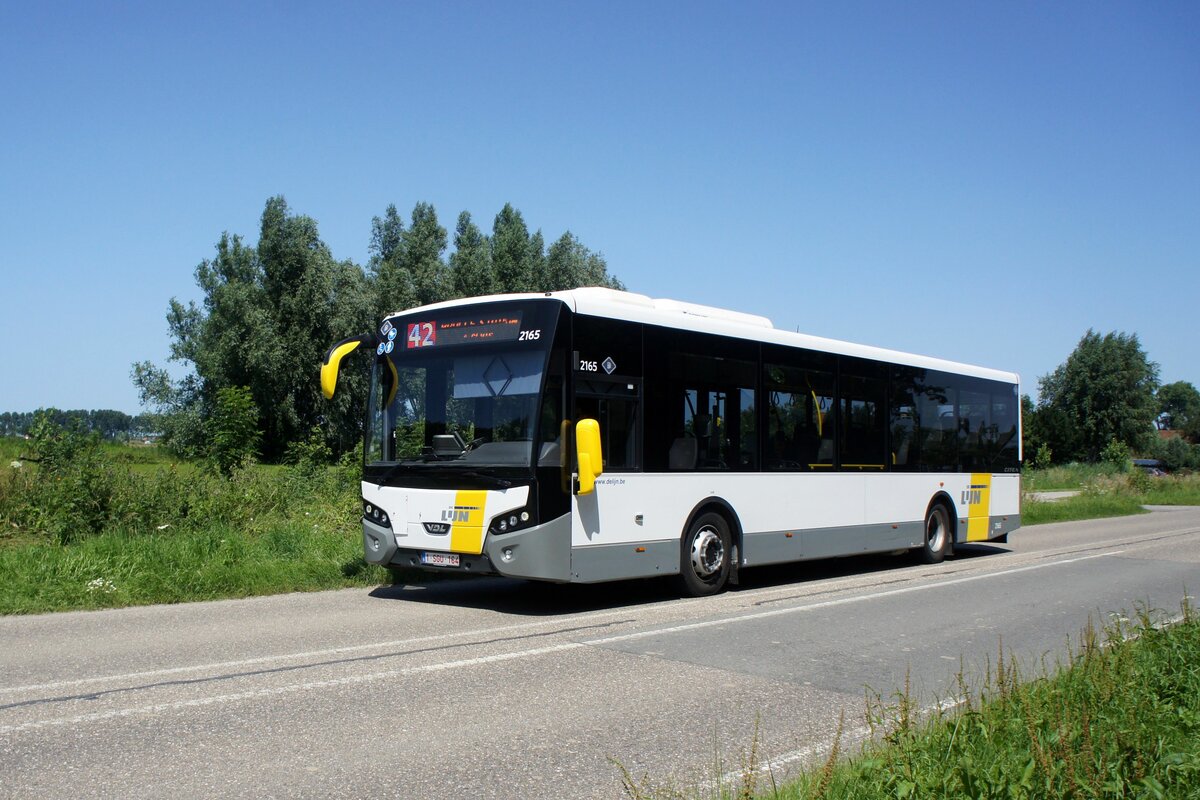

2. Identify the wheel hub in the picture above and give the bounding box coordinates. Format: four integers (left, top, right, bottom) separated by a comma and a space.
928, 512, 946, 552
690, 527, 725, 578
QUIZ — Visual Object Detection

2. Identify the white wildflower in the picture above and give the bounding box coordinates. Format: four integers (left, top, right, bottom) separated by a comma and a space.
86, 578, 117, 594
9, 461, 21, 469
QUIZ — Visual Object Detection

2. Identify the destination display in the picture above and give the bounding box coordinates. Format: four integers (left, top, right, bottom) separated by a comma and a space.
405, 313, 524, 349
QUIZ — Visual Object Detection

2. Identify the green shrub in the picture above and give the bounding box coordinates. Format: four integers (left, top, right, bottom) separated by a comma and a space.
209, 386, 261, 476
1029, 443, 1053, 471
1100, 438, 1132, 472
1149, 435, 1200, 472
287, 425, 333, 475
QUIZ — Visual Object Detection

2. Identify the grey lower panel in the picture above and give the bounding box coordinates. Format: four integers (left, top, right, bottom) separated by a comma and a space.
485, 515, 573, 583
742, 521, 923, 567
953, 515, 1022, 544
987, 514, 1021, 540
362, 519, 398, 565
571, 540, 679, 583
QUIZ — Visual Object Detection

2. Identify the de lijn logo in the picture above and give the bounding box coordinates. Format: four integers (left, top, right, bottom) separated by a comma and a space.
441, 504, 479, 523
376, 323, 397, 356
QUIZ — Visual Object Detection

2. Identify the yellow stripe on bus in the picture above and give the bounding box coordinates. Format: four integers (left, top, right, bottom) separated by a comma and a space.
966, 473, 993, 542
449, 490, 488, 554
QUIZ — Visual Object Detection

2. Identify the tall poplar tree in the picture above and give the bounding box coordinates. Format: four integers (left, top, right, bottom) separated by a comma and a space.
491, 203, 533, 293
369, 204, 415, 318
450, 211, 495, 297
402, 202, 449, 306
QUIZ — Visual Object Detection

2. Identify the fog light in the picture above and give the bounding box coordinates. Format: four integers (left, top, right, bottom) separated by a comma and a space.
502, 548, 514, 562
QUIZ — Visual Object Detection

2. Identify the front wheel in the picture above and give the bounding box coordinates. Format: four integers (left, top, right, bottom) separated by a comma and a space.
675, 512, 732, 596
916, 503, 951, 564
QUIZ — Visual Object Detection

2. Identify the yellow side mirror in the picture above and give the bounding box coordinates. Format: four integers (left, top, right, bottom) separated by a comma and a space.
575, 418, 603, 495
321, 334, 371, 400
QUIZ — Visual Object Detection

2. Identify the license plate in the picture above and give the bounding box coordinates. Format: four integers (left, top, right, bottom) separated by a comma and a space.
420, 552, 460, 567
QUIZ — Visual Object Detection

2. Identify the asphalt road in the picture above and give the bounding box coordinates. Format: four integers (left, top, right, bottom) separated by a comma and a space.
2, 507, 1199, 799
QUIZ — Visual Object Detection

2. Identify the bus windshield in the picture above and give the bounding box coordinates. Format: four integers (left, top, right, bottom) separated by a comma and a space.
366, 346, 550, 469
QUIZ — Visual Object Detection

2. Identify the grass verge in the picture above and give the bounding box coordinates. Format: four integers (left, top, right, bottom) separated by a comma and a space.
0, 522, 391, 614
1022, 471, 1200, 526
1021, 493, 1148, 525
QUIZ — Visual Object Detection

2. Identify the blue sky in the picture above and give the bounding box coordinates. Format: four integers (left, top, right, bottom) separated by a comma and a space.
2, 1, 1197, 413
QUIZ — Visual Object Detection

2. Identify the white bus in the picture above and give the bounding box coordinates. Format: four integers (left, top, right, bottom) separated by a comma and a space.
322, 288, 1020, 596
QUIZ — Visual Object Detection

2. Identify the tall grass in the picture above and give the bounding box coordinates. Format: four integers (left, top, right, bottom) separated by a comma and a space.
1, 430, 391, 614
0, 522, 389, 614
1022, 462, 1124, 492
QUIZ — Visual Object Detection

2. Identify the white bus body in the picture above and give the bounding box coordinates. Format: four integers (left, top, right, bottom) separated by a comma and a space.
328, 287, 1020, 596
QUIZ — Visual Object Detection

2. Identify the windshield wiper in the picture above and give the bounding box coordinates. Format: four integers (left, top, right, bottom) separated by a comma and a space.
454, 470, 513, 489
370, 462, 515, 489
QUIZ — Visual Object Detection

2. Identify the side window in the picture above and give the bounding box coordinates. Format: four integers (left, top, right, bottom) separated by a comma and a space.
915, 376, 958, 472
958, 387, 990, 471
765, 363, 835, 470
576, 380, 640, 471
890, 368, 920, 471
989, 383, 1020, 472
839, 374, 887, 470
660, 349, 758, 472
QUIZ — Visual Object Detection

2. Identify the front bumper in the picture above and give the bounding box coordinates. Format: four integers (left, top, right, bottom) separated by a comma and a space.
362, 513, 572, 583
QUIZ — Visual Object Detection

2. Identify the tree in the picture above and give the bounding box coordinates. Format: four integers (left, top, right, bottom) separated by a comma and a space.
402, 202, 449, 306
491, 203, 533, 293
140, 196, 373, 461
1157, 381, 1200, 441
528, 229, 546, 291
450, 211, 495, 298
369, 204, 415, 318
130, 362, 206, 458
542, 231, 625, 291
1037, 329, 1159, 461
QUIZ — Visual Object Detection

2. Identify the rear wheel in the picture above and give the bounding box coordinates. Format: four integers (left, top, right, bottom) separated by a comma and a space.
675, 512, 732, 596
917, 503, 950, 564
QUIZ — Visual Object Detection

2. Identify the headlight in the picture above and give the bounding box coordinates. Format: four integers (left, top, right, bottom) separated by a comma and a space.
362, 499, 390, 527
489, 507, 534, 536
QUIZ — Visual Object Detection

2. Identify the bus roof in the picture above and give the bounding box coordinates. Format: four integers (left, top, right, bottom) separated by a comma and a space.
387, 287, 1020, 385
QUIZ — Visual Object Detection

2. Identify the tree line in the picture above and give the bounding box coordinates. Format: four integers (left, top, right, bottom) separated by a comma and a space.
132, 196, 623, 464
0, 410, 158, 440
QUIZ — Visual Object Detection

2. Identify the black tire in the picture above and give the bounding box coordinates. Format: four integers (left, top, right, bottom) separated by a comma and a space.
917, 503, 951, 564
675, 512, 732, 596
